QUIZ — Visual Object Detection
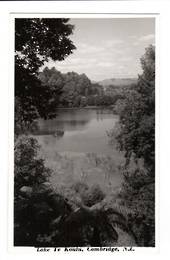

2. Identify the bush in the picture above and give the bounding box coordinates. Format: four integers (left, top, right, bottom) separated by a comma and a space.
72, 181, 105, 207
14, 136, 51, 198
72, 181, 88, 194
82, 184, 106, 207
14, 136, 53, 246
118, 165, 155, 246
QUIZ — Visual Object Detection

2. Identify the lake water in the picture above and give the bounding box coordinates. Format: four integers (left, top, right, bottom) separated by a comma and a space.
33, 108, 119, 155
32, 108, 123, 189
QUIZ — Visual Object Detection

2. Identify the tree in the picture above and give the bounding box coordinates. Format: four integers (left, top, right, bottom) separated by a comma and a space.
38, 68, 104, 108
14, 20, 76, 244
38, 67, 64, 112
14, 136, 51, 197
113, 45, 155, 246
116, 45, 155, 173
15, 18, 76, 125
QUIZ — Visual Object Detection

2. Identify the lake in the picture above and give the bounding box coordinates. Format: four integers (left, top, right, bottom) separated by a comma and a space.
32, 108, 124, 190
33, 108, 119, 155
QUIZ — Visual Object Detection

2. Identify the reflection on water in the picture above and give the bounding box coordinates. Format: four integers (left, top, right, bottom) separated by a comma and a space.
32, 108, 119, 154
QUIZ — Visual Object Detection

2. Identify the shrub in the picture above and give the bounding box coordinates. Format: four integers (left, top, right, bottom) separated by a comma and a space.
14, 136, 53, 246
81, 184, 106, 207
14, 136, 51, 198
72, 181, 88, 194
118, 165, 155, 246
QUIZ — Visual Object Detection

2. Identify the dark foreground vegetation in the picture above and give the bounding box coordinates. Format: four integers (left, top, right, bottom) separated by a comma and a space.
14, 18, 155, 247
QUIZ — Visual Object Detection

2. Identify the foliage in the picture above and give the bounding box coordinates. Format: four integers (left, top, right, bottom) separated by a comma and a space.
38, 66, 123, 108
14, 136, 51, 198
15, 18, 76, 124
112, 45, 155, 246
15, 185, 135, 246
82, 184, 106, 207
15, 97, 39, 136
72, 181, 106, 207
118, 165, 155, 246
14, 136, 53, 245
39, 67, 104, 107
115, 45, 155, 173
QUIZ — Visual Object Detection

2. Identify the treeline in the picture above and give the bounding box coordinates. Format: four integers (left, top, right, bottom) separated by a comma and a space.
39, 67, 124, 108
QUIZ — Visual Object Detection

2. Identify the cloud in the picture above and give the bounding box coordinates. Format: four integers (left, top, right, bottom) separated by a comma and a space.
138, 34, 155, 42
104, 39, 124, 48
77, 43, 105, 54
98, 62, 115, 68
40, 28, 154, 81
133, 34, 155, 46
65, 57, 97, 66
42, 56, 99, 73
76, 39, 124, 56
118, 56, 133, 62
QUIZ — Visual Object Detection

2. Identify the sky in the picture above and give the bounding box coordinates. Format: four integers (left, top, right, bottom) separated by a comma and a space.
42, 18, 155, 82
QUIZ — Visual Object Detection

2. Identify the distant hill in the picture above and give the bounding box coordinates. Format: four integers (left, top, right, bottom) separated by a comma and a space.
98, 78, 138, 87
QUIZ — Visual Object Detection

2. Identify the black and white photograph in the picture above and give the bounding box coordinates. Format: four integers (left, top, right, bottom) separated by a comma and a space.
13, 15, 157, 250
14, 16, 155, 248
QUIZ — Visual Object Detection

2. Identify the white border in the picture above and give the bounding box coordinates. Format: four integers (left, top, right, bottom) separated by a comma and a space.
0, 1, 170, 259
